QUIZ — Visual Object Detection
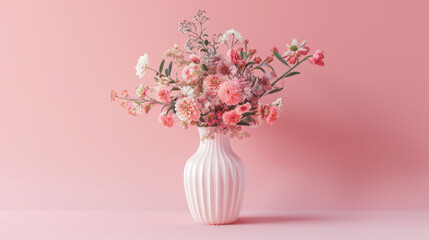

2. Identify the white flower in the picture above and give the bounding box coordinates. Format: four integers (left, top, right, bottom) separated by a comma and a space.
220, 29, 244, 43
181, 85, 195, 97
272, 98, 283, 113
136, 84, 147, 98
135, 53, 149, 78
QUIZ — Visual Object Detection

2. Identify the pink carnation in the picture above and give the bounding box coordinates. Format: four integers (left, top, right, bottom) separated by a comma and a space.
159, 113, 174, 128
222, 109, 242, 126
174, 97, 201, 123
203, 74, 225, 97
182, 64, 201, 83
266, 106, 279, 125
227, 48, 245, 67
216, 60, 237, 77
236, 102, 252, 114
189, 54, 201, 64
218, 80, 242, 106
309, 49, 325, 66
156, 87, 170, 103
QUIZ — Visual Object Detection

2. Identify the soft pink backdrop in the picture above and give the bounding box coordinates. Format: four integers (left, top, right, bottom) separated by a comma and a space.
1, 0, 428, 210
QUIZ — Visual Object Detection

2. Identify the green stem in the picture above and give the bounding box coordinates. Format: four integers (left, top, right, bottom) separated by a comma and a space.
271, 55, 311, 87
116, 96, 166, 106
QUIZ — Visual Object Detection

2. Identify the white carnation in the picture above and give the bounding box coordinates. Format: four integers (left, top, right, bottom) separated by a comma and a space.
135, 53, 149, 78
220, 29, 244, 43
181, 85, 195, 97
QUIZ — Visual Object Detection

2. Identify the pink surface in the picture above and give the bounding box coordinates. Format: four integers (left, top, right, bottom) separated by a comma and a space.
1, 0, 429, 211
1, 211, 429, 239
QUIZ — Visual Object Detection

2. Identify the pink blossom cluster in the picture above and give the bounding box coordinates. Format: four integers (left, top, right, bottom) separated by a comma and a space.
110, 10, 325, 139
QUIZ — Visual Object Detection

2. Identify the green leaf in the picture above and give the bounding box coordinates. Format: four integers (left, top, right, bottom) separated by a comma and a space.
166, 105, 175, 115
201, 49, 208, 52
237, 121, 251, 126
274, 52, 289, 67
248, 117, 256, 124
242, 111, 257, 117
261, 63, 275, 72
202, 64, 208, 71
171, 87, 180, 91
266, 87, 284, 95
204, 40, 209, 45
240, 51, 244, 60
159, 59, 165, 74
285, 72, 301, 78
203, 34, 209, 37
244, 61, 255, 69
165, 61, 173, 77
253, 66, 266, 73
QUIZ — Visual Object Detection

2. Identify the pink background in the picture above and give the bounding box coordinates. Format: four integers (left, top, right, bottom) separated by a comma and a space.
1, 0, 428, 211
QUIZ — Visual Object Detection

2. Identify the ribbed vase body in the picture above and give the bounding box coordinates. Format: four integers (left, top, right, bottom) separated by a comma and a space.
184, 128, 246, 225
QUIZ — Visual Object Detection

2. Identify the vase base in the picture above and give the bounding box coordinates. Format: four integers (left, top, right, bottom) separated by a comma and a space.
191, 216, 239, 225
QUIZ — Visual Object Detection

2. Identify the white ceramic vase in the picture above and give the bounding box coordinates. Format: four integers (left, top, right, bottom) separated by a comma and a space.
184, 128, 246, 225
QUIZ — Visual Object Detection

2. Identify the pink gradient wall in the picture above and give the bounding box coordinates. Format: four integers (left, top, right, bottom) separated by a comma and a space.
1, 0, 429, 210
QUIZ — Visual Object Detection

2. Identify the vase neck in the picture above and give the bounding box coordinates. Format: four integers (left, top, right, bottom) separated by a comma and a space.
197, 127, 231, 150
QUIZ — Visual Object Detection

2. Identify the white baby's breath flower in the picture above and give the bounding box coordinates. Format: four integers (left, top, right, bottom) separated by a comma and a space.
220, 29, 244, 43
181, 85, 195, 97
273, 97, 283, 112
135, 53, 149, 78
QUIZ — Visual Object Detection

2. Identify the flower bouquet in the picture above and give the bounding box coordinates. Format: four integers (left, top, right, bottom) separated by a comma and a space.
111, 10, 325, 225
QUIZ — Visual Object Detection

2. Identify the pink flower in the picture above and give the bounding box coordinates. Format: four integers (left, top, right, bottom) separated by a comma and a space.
260, 71, 277, 91
127, 102, 141, 116
249, 48, 256, 55
120, 90, 129, 108
218, 80, 242, 105
266, 106, 279, 125
254, 57, 262, 64
182, 63, 201, 83
175, 97, 201, 123
227, 48, 244, 67
143, 103, 153, 114
128, 107, 137, 116
110, 90, 117, 102
266, 56, 274, 63
159, 113, 174, 128
236, 102, 252, 114
120, 90, 129, 98
216, 110, 223, 119
216, 60, 237, 77
203, 112, 219, 126
308, 49, 325, 66
222, 109, 242, 126
271, 47, 279, 54
282, 39, 310, 65
203, 74, 226, 97
156, 87, 170, 103
258, 103, 271, 120
249, 95, 259, 106
189, 54, 201, 64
